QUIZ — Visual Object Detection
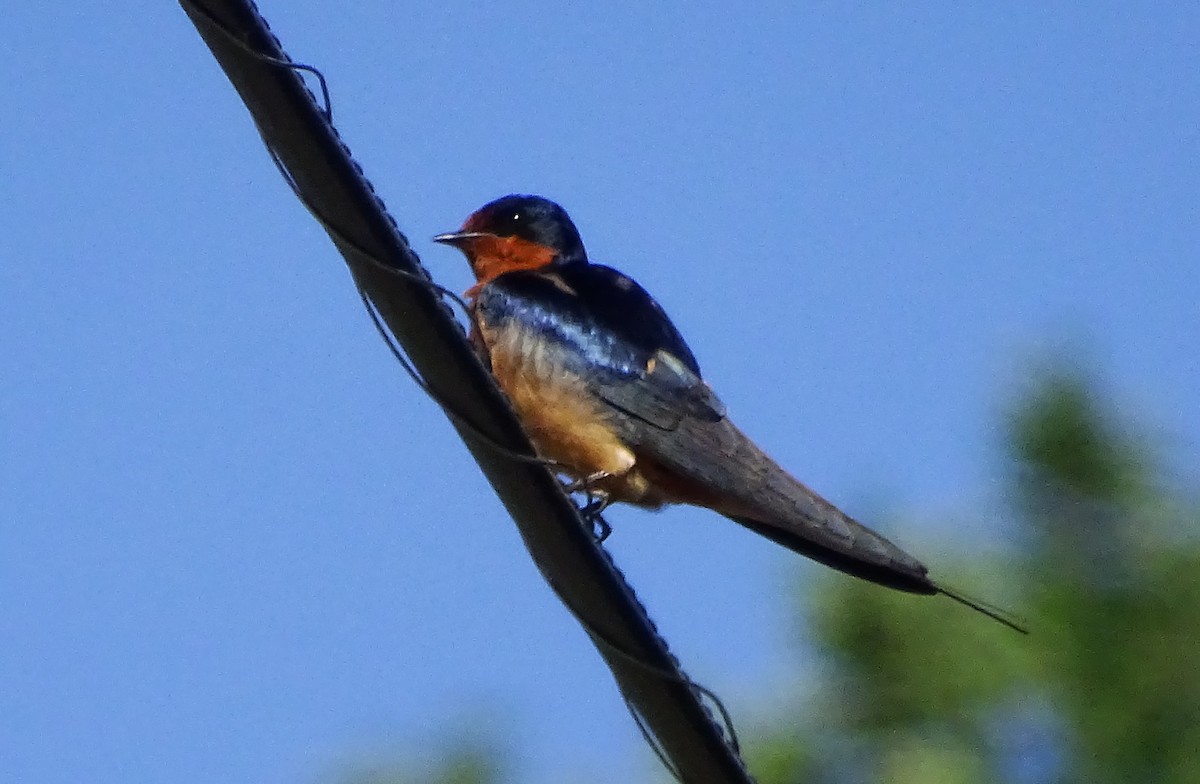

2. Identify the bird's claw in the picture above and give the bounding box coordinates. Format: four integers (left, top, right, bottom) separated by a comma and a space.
562, 473, 614, 543
580, 490, 612, 542
585, 509, 612, 543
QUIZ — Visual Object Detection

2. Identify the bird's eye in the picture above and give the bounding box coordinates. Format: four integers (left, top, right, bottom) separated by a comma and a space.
490, 208, 527, 238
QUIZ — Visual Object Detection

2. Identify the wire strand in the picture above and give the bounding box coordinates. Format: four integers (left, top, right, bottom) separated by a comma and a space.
544, 573, 743, 756
182, 0, 333, 121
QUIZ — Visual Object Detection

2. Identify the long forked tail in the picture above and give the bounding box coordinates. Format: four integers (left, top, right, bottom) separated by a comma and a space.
725, 514, 937, 595
934, 582, 1029, 634
729, 511, 1028, 634
626, 412, 1028, 632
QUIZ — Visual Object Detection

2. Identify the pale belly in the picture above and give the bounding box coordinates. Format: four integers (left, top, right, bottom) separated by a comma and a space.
478, 321, 669, 508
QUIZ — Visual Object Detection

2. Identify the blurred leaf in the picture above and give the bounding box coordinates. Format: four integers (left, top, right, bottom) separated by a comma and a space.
743, 724, 817, 784
779, 359, 1200, 783
877, 733, 988, 784
1010, 366, 1144, 502
809, 564, 1030, 734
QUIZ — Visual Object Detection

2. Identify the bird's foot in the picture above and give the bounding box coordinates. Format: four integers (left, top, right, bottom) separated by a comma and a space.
584, 508, 612, 543
580, 490, 613, 542
562, 472, 614, 543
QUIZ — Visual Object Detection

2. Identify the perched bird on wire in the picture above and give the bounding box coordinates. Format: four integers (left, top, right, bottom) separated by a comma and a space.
435, 194, 1024, 632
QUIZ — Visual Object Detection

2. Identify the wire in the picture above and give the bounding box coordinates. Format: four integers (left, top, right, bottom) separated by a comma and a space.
182, 0, 333, 121
180, 4, 749, 779
544, 570, 744, 757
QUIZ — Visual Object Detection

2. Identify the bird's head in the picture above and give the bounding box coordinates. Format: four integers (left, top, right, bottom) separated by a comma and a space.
434, 195, 587, 292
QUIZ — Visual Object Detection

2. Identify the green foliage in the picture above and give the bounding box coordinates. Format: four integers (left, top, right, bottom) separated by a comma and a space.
743, 726, 817, 783
754, 363, 1200, 784
1011, 367, 1145, 502
1012, 367, 1200, 784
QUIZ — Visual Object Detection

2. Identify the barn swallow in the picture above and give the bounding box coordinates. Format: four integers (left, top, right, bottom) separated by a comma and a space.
434, 194, 1023, 632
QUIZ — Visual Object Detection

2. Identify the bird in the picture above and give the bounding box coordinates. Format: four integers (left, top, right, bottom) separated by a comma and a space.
434, 194, 1024, 632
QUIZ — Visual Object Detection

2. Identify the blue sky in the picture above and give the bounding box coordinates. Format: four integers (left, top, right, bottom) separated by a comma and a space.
2, 3, 1197, 783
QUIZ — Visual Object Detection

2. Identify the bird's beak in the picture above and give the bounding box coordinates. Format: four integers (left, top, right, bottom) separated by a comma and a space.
432, 231, 488, 247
